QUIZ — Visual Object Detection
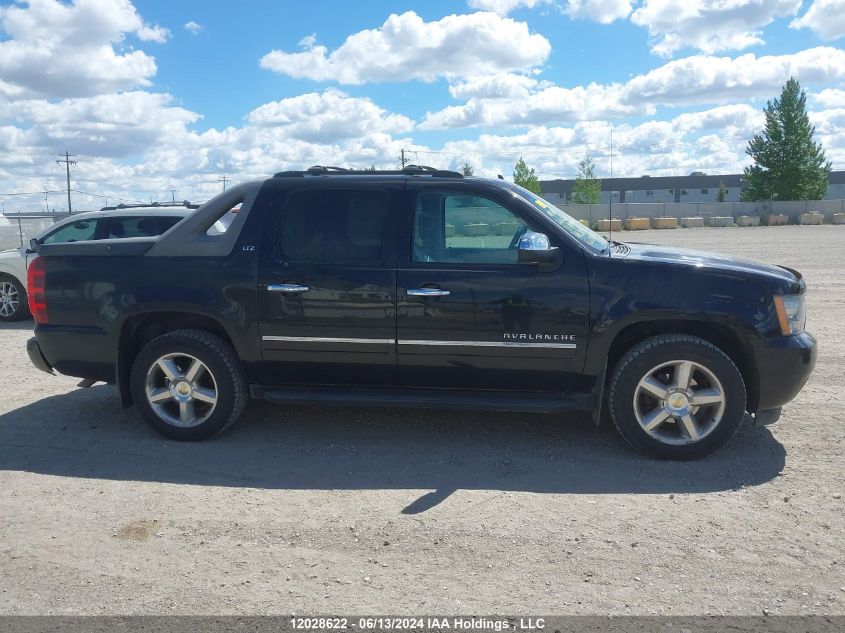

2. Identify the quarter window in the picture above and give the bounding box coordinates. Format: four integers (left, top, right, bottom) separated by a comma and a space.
412, 191, 531, 265
278, 189, 388, 265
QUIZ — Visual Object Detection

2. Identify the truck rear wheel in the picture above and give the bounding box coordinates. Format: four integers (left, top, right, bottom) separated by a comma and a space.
130, 329, 246, 440
608, 334, 746, 459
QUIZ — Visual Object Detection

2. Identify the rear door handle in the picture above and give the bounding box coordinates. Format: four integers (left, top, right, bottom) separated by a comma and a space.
407, 288, 450, 297
268, 283, 310, 293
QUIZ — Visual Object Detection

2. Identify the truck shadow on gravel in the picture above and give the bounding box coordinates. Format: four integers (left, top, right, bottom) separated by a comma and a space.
0, 386, 786, 513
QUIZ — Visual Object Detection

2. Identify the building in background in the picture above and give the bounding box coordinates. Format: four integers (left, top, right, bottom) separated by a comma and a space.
540, 171, 845, 205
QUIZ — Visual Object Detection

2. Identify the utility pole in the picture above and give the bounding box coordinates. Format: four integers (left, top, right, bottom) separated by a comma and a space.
218, 175, 230, 191
399, 148, 408, 168
608, 127, 613, 250
171, 189, 176, 203
56, 150, 77, 215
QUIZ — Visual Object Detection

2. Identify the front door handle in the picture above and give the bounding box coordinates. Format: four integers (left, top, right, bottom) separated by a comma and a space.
407, 287, 450, 297
268, 283, 310, 293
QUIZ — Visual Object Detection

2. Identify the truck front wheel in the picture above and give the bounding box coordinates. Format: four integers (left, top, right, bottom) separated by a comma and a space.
608, 334, 746, 459
130, 328, 246, 440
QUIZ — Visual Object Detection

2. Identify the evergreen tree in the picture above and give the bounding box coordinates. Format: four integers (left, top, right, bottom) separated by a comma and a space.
571, 155, 602, 204
513, 157, 541, 194
460, 162, 474, 176
742, 77, 831, 201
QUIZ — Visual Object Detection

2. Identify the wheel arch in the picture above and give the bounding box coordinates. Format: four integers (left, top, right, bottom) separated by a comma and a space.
602, 318, 759, 413
117, 311, 236, 407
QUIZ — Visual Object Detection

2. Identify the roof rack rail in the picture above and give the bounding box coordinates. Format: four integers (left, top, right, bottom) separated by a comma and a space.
98, 201, 200, 211
273, 164, 463, 178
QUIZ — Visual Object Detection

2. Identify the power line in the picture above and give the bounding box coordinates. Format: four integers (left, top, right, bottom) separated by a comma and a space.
56, 150, 78, 215
0, 189, 64, 197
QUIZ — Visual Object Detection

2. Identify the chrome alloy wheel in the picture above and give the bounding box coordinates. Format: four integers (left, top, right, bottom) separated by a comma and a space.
0, 281, 20, 317
144, 353, 218, 428
633, 359, 726, 445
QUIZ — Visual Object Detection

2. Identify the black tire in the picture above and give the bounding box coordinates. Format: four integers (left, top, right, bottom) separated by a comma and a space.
608, 334, 746, 460
0, 274, 30, 322
130, 328, 246, 440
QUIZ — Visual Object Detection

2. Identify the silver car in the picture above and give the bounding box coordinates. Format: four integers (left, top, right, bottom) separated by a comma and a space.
0, 206, 194, 321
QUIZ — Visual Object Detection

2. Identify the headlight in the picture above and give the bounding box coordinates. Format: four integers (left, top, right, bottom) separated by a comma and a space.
774, 294, 806, 335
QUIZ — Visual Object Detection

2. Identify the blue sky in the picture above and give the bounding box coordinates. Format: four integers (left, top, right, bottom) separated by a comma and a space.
1, 0, 844, 208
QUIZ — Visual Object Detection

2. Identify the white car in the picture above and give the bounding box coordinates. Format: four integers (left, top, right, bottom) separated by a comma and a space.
0, 205, 196, 321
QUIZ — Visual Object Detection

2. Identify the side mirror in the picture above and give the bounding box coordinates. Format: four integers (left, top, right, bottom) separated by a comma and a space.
517, 231, 559, 265
28, 238, 39, 253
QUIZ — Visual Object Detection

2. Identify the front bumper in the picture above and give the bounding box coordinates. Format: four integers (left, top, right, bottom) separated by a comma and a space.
27, 336, 54, 374
753, 331, 817, 412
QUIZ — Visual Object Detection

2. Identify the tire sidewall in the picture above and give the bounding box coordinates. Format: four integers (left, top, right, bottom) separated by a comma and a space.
0, 275, 29, 322
610, 337, 746, 459
130, 332, 240, 440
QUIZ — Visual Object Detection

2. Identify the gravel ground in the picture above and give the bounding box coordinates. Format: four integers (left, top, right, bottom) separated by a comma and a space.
0, 225, 843, 615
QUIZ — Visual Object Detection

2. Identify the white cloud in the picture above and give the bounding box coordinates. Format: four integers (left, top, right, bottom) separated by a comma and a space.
564, 0, 633, 24
422, 47, 845, 130
0, 0, 167, 99
631, 0, 802, 57
183, 21, 203, 35
622, 47, 845, 105
259, 11, 551, 84
467, 0, 551, 14
0, 92, 199, 157
791, 0, 845, 41
421, 76, 645, 129
813, 88, 845, 108
247, 89, 414, 142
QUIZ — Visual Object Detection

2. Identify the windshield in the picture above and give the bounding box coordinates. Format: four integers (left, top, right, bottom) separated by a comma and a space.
503, 182, 608, 252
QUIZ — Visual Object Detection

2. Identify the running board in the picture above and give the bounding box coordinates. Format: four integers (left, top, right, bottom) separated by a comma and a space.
252, 385, 584, 414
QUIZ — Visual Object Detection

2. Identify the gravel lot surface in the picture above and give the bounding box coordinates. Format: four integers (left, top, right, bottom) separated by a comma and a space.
1, 225, 843, 615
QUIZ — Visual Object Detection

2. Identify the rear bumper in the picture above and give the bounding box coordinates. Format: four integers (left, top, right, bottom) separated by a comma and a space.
27, 336, 53, 374
753, 331, 817, 411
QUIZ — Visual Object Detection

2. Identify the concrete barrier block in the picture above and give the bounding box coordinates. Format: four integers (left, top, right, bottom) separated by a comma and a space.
765, 214, 788, 226
462, 223, 490, 236
494, 221, 522, 236
579, 219, 589, 226
445, 223, 455, 237
832, 213, 845, 225
624, 218, 650, 230
736, 215, 761, 227
709, 216, 735, 227
680, 217, 704, 228
799, 212, 824, 225
596, 219, 622, 231
651, 217, 678, 229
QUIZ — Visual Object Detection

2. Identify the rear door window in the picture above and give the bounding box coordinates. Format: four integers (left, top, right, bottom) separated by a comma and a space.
277, 189, 388, 266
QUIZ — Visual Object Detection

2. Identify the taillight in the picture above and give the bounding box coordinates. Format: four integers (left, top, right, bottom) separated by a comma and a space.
27, 256, 48, 324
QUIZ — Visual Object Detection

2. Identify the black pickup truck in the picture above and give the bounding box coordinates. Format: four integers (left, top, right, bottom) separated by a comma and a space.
26, 166, 816, 459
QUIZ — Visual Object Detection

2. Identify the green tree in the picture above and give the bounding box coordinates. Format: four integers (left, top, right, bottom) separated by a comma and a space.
571, 155, 602, 204
742, 77, 831, 201
460, 162, 474, 176
717, 181, 728, 202
364, 164, 376, 171
513, 156, 541, 194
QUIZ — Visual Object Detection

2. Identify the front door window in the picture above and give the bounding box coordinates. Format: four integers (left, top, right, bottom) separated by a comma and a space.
412, 191, 532, 265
